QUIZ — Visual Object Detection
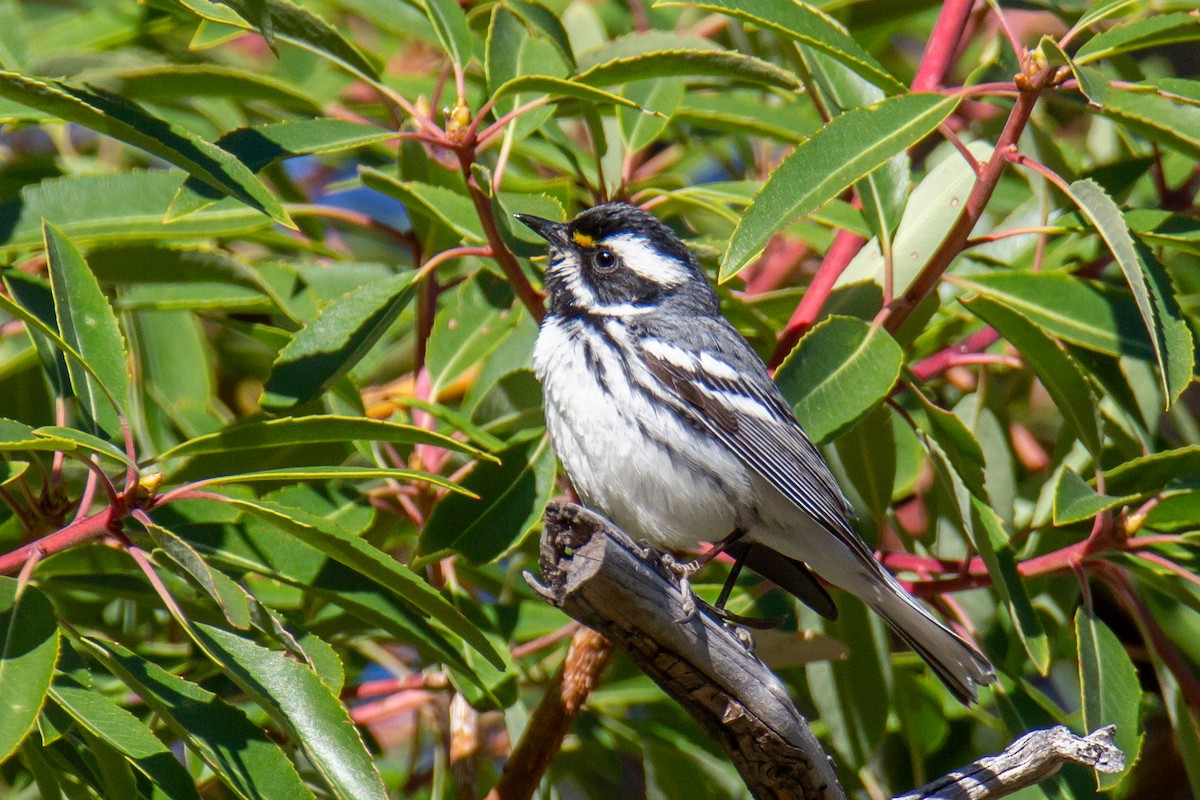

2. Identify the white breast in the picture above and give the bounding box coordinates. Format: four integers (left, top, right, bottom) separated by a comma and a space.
533, 316, 750, 551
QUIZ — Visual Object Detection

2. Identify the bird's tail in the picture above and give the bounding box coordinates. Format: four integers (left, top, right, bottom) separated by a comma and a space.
864, 568, 996, 704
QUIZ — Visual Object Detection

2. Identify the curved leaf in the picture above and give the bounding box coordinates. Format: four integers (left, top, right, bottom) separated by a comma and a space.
1076, 12, 1200, 64
721, 93, 959, 280
158, 415, 491, 462
655, 0, 903, 94
1076, 609, 1143, 788
78, 637, 314, 800
44, 223, 130, 437
216, 496, 507, 669
576, 33, 800, 90
775, 315, 904, 444
0, 579, 59, 762
262, 272, 416, 410
0, 72, 290, 226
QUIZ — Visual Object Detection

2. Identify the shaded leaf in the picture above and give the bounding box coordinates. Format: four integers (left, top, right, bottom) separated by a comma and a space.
359, 170, 483, 241
421, 434, 556, 563
0, 578, 59, 762
1076, 12, 1200, 64
961, 294, 1101, 452
656, 0, 903, 94
576, 33, 800, 90
420, 0, 473, 69
77, 637, 314, 800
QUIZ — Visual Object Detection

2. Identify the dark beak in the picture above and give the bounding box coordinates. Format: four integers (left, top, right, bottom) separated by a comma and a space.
514, 214, 570, 248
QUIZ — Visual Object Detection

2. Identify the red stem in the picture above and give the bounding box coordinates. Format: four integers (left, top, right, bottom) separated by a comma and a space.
911, 327, 1001, 381
911, 0, 976, 92
883, 65, 1057, 334
0, 507, 118, 576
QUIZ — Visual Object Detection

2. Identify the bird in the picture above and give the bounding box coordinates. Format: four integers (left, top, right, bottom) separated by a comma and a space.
516, 202, 996, 704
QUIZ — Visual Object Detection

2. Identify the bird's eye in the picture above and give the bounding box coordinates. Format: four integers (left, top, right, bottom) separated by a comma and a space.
594, 249, 618, 273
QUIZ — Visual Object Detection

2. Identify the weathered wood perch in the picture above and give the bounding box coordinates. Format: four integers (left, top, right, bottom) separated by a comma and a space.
524, 502, 1125, 800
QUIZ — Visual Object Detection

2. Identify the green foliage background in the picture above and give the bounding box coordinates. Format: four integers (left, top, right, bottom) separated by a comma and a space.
0, 0, 1198, 798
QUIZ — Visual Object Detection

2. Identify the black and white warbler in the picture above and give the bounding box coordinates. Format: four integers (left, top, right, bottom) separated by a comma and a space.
517, 202, 996, 704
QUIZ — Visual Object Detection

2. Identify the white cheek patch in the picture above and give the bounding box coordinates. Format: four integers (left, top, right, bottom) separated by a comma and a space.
604, 233, 689, 286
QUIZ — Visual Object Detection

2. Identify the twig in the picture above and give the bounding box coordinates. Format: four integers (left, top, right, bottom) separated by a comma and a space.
912, 0, 977, 92
893, 725, 1123, 800
484, 625, 613, 800
0, 507, 119, 576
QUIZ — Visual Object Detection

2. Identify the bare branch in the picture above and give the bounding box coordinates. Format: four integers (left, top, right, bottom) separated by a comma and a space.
894, 725, 1124, 800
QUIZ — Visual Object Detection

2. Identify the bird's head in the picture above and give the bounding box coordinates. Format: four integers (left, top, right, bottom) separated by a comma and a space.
516, 202, 717, 318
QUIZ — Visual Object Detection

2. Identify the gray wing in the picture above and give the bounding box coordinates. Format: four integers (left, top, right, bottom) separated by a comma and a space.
635, 315, 877, 565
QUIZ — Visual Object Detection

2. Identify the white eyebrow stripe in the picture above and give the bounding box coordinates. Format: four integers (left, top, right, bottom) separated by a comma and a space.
604, 233, 689, 286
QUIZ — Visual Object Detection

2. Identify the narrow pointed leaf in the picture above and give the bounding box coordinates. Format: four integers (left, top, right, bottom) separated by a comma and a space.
177, 0, 378, 82
721, 94, 958, 280
1053, 468, 1135, 525
1076, 609, 1143, 788
0, 73, 290, 225
1065, 179, 1192, 405
961, 294, 1101, 453
421, 434, 556, 563
35, 426, 133, 468
77, 638, 313, 800
0, 579, 59, 762
262, 272, 416, 410
197, 465, 470, 492
358, 170, 484, 241
655, 0, 903, 94
1076, 12, 1200, 64
491, 75, 646, 111
50, 686, 202, 800
157, 415, 492, 462
575, 34, 800, 90
189, 622, 385, 800
43, 223, 129, 437
421, 0, 473, 69
215, 496, 506, 669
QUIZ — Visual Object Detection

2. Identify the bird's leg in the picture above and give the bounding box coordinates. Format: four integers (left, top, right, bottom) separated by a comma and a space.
662, 529, 747, 623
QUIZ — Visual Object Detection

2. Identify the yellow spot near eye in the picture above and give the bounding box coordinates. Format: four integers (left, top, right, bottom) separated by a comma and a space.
572, 232, 595, 247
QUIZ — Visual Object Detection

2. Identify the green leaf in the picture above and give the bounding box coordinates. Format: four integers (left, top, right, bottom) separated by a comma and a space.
143, 518, 252, 630
969, 497, 1049, 673
198, 465, 468, 493
49, 685, 202, 800
427, 275, 523, 397
720, 94, 959, 280
0, 171, 272, 256
0, 72, 290, 226
421, 434, 556, 563
507, 0, 574, 71
1075, 12, 1200, 64
491, 74, 646, 112
961, 294, 1101, 453
954, 272, 1156, 361
262, 272, 416, 410
189, 622, 386, 800
1053, 468, 1135, 526
77, 637, 314, 800
420, 0, 473, 69
833, 406, 895, 527
620, 78, 685, 152
575, 33, 800, 90
87, 63, 322, 113
655, 0, 903, 94
0, 461, 27, 487
1104, 445, 1200, 496
1075, 608, 1143, 789
34, 426, 133, 468
157, 415, 491, 462
1064, 179, 1193, 405
0, 578, 59, 762
358, 170, 484, 242
43, 223, 130, 438
216, 496, 506, 669
0, 418, 76, 453
178, 0, 378, 82
775, 315, 903, 444
172, 119, 396, 219
1077, 74, 1200, 160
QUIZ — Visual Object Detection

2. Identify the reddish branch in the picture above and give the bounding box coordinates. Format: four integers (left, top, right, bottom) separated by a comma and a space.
883, 65, 1057, 333
0, 507, 121, 576
911, 327, 1001, 381
485, 628, 613, 800
912, 0, 978, 92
